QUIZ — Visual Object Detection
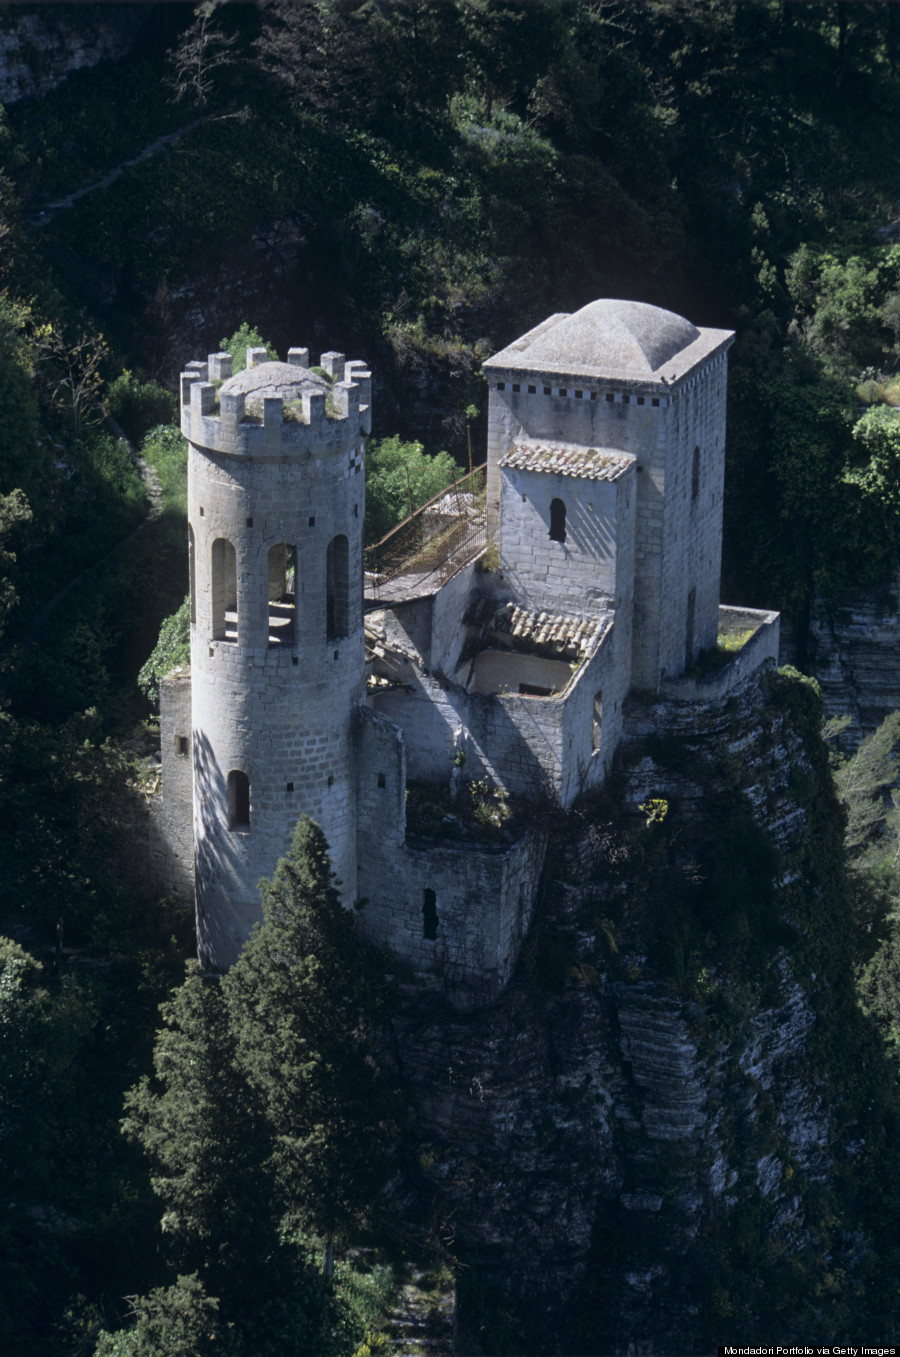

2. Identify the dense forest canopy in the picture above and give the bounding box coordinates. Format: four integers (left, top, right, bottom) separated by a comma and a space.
3, 2, 900, 1353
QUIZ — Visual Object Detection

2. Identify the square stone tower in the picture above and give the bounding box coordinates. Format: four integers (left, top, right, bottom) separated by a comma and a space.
483, 300, 734, 688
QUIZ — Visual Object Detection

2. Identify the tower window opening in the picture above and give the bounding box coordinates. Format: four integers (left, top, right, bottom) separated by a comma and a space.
423, 888, 438, 941
227, 770, 250, 830
692, 445, 700, 502
188, 524, 196, 625
326, 533, 350, 639
592, 691, 603, 752
377, 771, 386, 789
309, 515, 316, 528
177, 735, 189, 756
268, 543, 297, 646
211, 537, 237, 642
246, 516, 253, 528
549, 498, 567, 543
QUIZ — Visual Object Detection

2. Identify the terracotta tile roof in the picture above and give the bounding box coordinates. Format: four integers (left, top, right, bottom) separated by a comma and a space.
499, 440, 634, 481
464, 596, 610, 659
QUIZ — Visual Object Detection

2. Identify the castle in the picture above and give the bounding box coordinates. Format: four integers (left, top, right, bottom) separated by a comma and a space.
156, 300, 780, 1006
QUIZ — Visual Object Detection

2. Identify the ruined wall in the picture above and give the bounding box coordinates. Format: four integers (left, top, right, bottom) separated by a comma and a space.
356, 702, 547, 1006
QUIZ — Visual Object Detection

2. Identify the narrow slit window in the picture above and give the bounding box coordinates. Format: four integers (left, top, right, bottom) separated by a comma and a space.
227, 770, 250, 830
423, 888, 438, 941
268, 543, 296, 646
592, 691, 603, 752
549, 498, 566, 543
211, 537, 237, 642
326, 533, 349, 639
692, 445, 700, 502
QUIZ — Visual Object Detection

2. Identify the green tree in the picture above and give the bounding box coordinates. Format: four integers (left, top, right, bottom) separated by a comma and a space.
219, 323, 277, 377
93, 1274, 224, 1357
364, 435, 458, 544
0, 488, 31, 648
224, 817, 394, 1271
833, 711, 900, 863
0, 296, 42, 502
166, 1, 238, 114
119, 953, 360, 1354
122, 963, 280, 1287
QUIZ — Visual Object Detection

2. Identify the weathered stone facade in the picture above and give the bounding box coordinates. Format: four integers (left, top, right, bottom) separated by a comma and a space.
159, 300, 780, 1004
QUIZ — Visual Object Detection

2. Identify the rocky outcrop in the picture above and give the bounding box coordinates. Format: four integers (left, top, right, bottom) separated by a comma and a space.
388, 668, 887, 1353
0, 7, 149, 104
794, 570, 900, 751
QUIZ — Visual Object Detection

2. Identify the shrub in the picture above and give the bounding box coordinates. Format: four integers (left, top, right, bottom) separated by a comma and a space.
107, 371, 176, 445
138, 595, 190, 705
220, 323, 277, 375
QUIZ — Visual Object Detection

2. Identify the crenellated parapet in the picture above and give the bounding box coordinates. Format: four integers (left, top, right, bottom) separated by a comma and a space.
179, 346, 372, 459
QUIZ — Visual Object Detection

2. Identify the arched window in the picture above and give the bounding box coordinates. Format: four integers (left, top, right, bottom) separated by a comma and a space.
422, 888, 438, 941
691, 445, 700, 503
268, 543, 296, 646
326, 534, 349, 639
227, 770, 250, 830
188, 524, 196, 625
211, 537, 237, 642
549, 497, 566, 543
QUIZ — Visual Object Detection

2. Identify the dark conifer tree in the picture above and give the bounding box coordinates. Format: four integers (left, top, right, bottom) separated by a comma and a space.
223, 816, 395, 1271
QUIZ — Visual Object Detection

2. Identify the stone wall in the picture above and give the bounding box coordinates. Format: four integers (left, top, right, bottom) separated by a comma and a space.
659, 606, 781, 703
154, 669, 195, 895
484, 342, 731, 691
370, 613, 623, 806
183, 354, 369, 968
356, 707, 547, 1007
497, 461, 634, 618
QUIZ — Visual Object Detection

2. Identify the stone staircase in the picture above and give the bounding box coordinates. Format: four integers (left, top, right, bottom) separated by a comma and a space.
385, 1264, 456, 1357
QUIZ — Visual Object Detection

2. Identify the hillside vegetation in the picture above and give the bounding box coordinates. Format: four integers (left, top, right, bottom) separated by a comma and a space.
3, 2, 900, 1352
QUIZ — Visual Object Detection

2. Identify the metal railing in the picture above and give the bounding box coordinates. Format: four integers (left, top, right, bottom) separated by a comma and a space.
365, 464, 487, 600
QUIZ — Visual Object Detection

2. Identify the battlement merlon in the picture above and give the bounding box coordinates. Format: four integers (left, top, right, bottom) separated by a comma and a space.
179, 355, 372, 455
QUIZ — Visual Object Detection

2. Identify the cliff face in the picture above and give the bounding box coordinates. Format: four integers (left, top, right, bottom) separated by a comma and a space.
0, 7, 149, 105
803, 571, 900, 752
388, 668, 894, 1354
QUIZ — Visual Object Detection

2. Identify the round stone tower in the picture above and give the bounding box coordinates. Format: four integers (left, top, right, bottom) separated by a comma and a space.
179, 344, 371, 969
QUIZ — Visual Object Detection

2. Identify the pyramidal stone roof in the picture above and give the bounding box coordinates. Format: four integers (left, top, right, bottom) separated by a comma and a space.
219, 361, 330, 402
484, 299, 733, 386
